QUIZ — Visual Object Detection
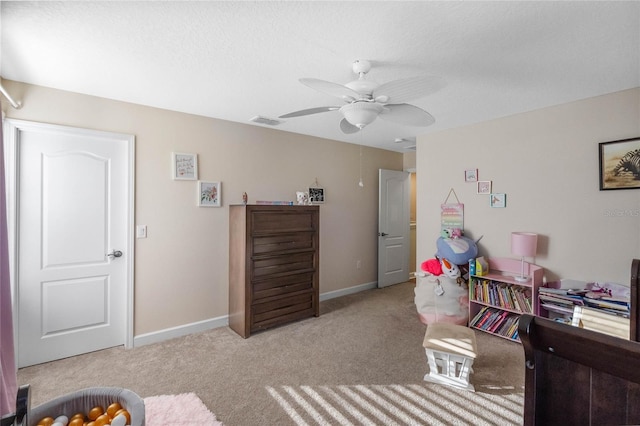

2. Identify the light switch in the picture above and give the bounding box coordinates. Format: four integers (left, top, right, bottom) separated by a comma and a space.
136, 225, 147, 238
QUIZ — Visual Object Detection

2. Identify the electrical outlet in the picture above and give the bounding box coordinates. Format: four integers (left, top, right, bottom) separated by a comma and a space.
356, 260, 361, 270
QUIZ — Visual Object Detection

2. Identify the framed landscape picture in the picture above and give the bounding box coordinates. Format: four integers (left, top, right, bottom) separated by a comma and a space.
599, 137, 640, 190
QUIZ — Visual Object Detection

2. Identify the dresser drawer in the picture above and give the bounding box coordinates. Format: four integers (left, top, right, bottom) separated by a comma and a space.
251, 210, 316, 233
252, 272, 314, 302
252, 293, 314, 330
252, 251, 315, 278
252, 232, 314, 255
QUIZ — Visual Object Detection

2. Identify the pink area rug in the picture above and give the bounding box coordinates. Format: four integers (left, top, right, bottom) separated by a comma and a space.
144, 393, 223, 425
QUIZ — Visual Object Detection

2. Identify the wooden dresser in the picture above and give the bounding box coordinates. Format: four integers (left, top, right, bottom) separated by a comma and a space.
228, 204, 320, 338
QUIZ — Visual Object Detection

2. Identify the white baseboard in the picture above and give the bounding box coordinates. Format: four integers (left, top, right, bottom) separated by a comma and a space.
133, 281, 377, 347
133, 315, 228, 347
319, 281, 378, 302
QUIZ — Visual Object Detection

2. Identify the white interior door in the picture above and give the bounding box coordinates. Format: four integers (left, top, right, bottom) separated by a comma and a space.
378, 169, 410, 288
4, 119, 134, 368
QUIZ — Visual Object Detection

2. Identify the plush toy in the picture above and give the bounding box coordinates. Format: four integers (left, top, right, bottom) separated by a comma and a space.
436, 235, 478, 266
414, 275, 469, 326
420, 258, 443, 276
439, 257, 460, 279
441, 227, 463, 239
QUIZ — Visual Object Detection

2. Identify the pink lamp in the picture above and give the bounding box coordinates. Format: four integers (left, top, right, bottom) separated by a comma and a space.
511, 232, 538, 282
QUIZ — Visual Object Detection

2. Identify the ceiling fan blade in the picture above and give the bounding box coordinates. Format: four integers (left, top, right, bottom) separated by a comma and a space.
340, 118, 360, 134
279, 106, 340, 119
379, 103, 435, 127
373, 76, 445, 104
300, 78, 360, 102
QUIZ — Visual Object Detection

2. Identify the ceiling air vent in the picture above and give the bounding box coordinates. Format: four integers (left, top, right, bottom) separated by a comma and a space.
250, 116, 283, 126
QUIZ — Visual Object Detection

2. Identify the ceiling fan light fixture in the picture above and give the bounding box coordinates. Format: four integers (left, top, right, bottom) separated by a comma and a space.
340, 102, 383, 129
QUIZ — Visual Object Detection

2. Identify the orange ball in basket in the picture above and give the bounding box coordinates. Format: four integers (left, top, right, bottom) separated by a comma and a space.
37, 417, 54, 426
107, 402, 122, 418
68, 417, 84, 426
88, 406, 104, 421
94, 413, 111, 426
70, 413, 85, 422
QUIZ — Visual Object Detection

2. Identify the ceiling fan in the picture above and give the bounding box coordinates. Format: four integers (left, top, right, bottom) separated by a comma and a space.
279, 59, 444, 134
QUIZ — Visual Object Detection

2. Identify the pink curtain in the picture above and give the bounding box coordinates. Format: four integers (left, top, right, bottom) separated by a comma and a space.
0, 121, 17, 415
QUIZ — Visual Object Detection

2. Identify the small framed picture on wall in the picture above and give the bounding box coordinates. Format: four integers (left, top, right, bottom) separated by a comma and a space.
172, 152, 198, 180
465, 169, 478, 182
309, 186, 325, 204
490, 193, 506, 208
477, 181, 492, 194
198, 181, 221, 207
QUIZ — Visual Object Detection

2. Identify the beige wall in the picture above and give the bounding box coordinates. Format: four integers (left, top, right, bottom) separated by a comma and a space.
2, 80, 403, 336
417, 88, 640, 286
403, 151, 416, 171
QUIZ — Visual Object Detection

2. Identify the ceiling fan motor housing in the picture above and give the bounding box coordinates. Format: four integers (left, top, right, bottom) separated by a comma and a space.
340, 102, 384, 128
345, 79, 377, 99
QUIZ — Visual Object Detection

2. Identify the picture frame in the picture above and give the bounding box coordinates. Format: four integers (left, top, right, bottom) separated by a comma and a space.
599, 137, 640, 190
465, 169, 478, 182
198, 181, 221, 207
172, 152, 198, 180
309, 186, 325, 204
477, 180, 492, 195
490, 193, 506, 208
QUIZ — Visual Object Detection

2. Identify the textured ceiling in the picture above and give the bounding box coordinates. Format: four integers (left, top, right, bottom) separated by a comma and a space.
1, 1, 639, 152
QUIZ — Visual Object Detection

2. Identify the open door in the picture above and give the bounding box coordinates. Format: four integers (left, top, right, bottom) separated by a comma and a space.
378, 169, 410, 288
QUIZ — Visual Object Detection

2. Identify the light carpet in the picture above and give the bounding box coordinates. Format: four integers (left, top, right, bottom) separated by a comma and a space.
143, 393, 223, 426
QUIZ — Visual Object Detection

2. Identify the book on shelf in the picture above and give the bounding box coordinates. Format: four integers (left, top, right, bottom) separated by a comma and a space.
583, 297, 629, 312
539, 287, 588, 297
472, 277, 534, 312
540, 281, 630, 318
514, 287, 533, 313
470, 306, 489, 325
497, 315, 519, 337
487, 311, 509, 333
471, 307, 497, 329
539, 293, 584, 307
541, 303, 574, 315
478, 309, 500, 330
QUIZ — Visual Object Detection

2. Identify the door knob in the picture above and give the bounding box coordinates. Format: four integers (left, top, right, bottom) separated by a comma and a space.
378, 232, 388, 237
107, 250, 123, 259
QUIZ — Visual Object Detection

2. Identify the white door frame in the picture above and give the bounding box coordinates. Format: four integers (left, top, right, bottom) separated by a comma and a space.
3, 119, 136, 356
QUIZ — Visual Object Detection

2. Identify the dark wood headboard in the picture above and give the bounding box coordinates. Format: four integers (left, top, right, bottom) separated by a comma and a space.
630, 258, 640, 341
519, 259, 640, 426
